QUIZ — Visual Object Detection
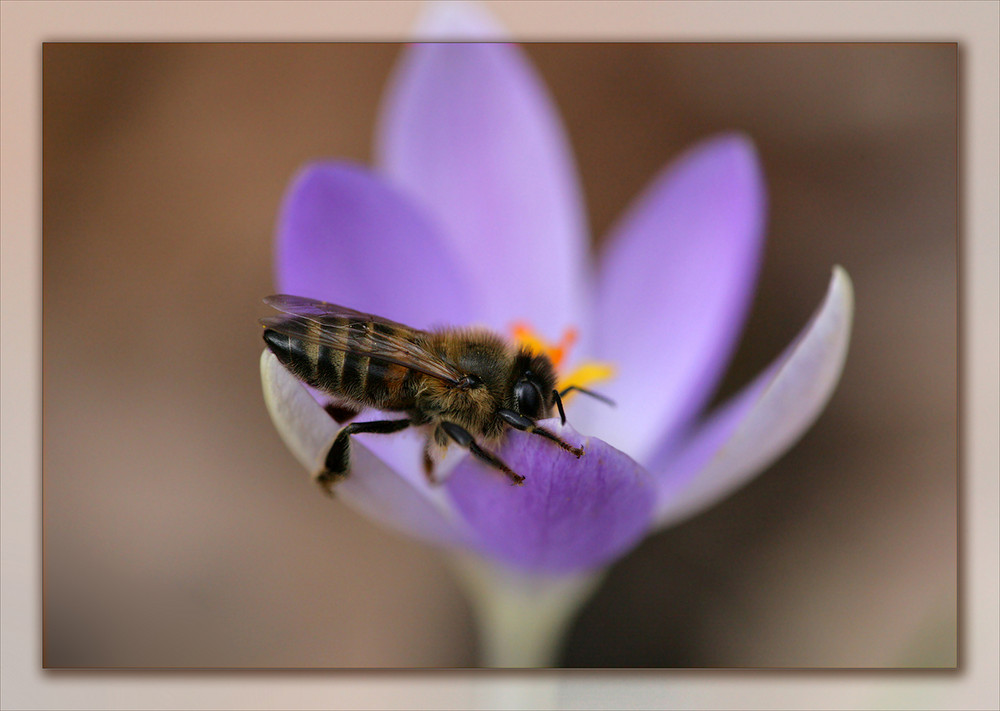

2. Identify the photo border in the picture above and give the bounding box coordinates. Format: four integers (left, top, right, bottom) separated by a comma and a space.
3, 1, 996, 708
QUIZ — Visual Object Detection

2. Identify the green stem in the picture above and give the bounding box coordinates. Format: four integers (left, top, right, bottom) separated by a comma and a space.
450, 554, 605, 668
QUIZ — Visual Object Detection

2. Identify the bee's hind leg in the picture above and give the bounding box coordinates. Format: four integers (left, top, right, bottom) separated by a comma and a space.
316, 418, 411, 496
322, 401, 360, 424
439, 422, 524, 486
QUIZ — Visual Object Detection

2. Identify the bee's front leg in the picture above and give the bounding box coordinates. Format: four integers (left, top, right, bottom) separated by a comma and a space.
316, 418, 411, 496
497, 409, 585, 458
439, 422, 524, 486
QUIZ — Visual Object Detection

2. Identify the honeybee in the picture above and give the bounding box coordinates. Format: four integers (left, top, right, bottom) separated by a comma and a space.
260, 294, 609, 495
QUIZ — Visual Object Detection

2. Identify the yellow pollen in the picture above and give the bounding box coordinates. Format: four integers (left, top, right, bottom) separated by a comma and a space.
510, 322, 614, 401
558, 362, 617, 398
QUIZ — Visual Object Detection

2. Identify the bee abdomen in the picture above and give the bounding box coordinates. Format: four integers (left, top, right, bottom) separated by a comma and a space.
263, 328, 323, 385
263, 316, 346, 393
263, 318, 417, 410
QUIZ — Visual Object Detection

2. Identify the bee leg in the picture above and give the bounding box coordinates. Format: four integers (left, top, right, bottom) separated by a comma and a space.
315, 469, 348, 497
316, 418, 412, 496
323, 401, 361, 424
422, 440, 437, 485
422, 423, 455, 484
497, 409, 585, 458
439, 421, 524, 486
552, 389, 567, 425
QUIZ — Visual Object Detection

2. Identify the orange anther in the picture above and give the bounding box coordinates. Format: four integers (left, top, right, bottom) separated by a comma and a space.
509, 323, 612, 394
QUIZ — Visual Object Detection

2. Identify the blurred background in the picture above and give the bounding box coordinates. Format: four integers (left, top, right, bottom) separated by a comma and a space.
43, 42, 956, 668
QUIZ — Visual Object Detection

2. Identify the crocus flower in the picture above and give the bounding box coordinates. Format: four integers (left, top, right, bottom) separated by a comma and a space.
260, 7, 853, 667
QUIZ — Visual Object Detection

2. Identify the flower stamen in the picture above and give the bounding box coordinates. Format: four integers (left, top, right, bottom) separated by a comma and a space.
510, 322, 614, 402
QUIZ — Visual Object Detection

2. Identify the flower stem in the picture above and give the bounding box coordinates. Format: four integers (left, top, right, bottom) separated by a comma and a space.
450, 554, 604, 668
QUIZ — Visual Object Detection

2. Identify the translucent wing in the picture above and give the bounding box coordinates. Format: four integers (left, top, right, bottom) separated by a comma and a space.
260, 294, 464, 384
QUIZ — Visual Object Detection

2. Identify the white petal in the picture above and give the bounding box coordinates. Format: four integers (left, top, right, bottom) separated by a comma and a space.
653, 266, 855, 528
259, 351, 467, 546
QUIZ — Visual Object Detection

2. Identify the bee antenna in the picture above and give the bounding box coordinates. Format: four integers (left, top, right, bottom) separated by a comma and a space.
559, 385, 615, 407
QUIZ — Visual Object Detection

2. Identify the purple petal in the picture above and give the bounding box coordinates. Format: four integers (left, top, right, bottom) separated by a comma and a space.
651, 267, 854, 528
276, 161, 480, 330
260, 351, 466, 547
445, 421, 656, 575
585, 134, 767, 462
375, 41, 588, 339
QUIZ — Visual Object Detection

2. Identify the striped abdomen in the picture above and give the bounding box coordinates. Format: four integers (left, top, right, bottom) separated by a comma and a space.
263, 317, 420, 411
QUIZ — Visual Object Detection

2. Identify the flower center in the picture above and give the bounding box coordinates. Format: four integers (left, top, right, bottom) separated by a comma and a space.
510, 322, 615, 401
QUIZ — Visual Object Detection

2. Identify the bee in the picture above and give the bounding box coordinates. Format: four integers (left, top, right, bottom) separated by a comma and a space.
260, 295, 610, 495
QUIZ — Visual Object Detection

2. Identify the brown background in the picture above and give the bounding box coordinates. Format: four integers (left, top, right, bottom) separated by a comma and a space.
42, 43, 956, 667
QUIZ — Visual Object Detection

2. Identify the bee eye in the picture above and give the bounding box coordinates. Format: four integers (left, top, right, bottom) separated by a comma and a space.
514, 379, 541, 418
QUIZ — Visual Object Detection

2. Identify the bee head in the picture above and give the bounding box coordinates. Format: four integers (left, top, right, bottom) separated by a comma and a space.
512, 350, 558, 419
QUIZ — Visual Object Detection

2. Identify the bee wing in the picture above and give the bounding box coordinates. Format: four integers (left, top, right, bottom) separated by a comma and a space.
261, 294, 464, 384
263, 295, 416, 329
